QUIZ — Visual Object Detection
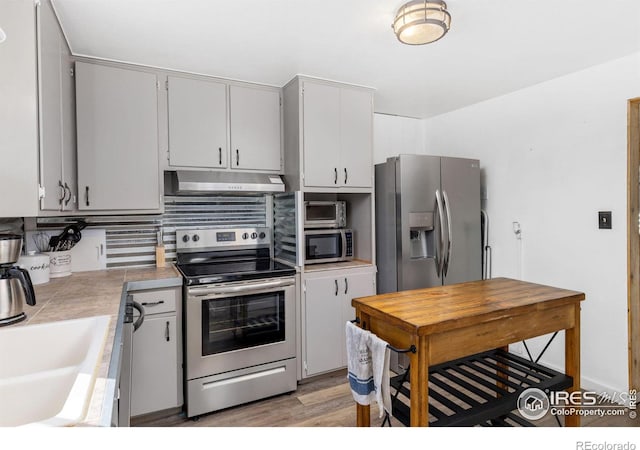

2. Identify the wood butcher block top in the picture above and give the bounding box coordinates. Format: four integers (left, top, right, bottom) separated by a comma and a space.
352, 277, 585, 336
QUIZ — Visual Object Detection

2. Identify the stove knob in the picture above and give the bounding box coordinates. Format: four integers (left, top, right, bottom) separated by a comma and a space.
251, 232, 258, 239
259, 232, 266, 239
192, 234, 200, 242
242, 232, 249, 240
182, 235, 190, 243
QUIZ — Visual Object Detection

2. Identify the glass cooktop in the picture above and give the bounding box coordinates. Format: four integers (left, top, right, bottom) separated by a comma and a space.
176, 258, 296, 285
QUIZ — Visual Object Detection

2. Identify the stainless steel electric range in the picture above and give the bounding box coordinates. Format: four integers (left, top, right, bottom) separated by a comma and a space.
176, 227, 297, 418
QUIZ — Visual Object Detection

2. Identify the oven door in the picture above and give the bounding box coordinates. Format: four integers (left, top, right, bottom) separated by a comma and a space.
185, 277, 296, 380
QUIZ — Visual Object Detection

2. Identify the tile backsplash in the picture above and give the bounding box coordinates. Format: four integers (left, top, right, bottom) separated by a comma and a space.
26, 195, 267, 269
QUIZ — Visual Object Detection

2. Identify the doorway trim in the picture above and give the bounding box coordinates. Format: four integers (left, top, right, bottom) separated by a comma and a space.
627, 97, 640, 392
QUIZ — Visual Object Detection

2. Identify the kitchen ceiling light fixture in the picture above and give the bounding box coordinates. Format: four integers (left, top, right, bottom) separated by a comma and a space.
392, 0, 451, 45
0, 27, 6, 44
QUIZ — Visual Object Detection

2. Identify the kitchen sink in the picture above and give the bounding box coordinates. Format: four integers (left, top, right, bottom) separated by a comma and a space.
0, 315, 111, 427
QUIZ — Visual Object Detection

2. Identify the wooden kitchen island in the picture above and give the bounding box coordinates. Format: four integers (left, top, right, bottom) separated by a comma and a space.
352, 277, 585, 427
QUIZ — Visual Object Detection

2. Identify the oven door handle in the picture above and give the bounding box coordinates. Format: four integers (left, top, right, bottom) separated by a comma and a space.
188, 278, 295, 298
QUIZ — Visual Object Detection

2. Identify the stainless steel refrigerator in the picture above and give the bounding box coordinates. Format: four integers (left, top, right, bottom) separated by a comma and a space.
375, 154, 482, 294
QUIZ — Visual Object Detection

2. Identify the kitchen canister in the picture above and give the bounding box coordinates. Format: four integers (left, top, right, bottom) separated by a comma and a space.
44, 250, 72, 278
17, 251, 50, 285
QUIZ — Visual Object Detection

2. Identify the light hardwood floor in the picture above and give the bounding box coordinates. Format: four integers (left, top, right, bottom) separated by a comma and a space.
132, 369, 637, 428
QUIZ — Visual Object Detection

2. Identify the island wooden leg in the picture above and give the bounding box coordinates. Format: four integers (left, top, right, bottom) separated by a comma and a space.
410, 335, 430, 426
356, 403, 370, 427
496, 345, 509, 397
565, 304, 581, 427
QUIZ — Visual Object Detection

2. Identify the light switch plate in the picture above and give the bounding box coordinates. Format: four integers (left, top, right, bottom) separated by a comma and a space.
598, 211, 612, 229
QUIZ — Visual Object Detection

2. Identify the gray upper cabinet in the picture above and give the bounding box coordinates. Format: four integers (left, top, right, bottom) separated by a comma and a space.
0, 1, 41, 217
167, 76, 228, 169
299, 79, 373, 190
301, 82, 341, 187
338, 88, 373, 188
229, 85, 281, 171
75, 62, 160, 211
38, 0, 76, 212
167, 77, 282, 172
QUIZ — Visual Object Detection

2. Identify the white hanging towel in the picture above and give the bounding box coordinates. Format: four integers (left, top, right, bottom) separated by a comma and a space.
369, 332, 392, 418
346, 321, 375, 406
345, 321, 392, 418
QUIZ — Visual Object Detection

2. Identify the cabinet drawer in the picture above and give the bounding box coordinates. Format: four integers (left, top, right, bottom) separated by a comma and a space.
130, 288, 178, 315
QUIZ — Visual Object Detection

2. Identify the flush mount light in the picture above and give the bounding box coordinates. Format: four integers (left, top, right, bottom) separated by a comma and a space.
392, 0, 451, 45
0, 27, 6, 44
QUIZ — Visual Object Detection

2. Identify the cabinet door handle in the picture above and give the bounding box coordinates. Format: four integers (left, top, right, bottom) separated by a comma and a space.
236, 149, 239, 166
63, 182, 72, 206
344, 278, 348, 294
334, 279, 339, 296
334, 168, 338, 184
58, 180, 65, 205
141, 300, 165, 307
165, 321, 170, 342
344, 168, 348, 185
219, 147, 222, 165
85, 186, 90, 207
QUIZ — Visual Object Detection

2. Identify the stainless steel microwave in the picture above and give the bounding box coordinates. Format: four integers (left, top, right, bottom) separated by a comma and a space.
304, 229, 354, 265
304, 201, 346, 229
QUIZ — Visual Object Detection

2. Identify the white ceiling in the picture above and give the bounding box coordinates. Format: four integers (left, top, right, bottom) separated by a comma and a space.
52, 0, 640, 119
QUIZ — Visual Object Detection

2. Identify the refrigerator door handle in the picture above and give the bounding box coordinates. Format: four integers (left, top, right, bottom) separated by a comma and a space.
435, 189, 446, 277
442, 189, 453, 277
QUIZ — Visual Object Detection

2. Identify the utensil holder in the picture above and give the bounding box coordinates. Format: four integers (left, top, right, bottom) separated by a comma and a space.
45, 250, 72, 278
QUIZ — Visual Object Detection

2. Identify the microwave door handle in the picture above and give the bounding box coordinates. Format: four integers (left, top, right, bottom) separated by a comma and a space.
342, 230, 347, 259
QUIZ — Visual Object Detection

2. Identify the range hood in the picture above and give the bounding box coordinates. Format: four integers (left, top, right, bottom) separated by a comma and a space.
174, 171, 285, 194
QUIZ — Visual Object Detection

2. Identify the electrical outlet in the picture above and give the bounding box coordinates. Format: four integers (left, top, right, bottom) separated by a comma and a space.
512, 221, 522, 239
598, 211, 612, 229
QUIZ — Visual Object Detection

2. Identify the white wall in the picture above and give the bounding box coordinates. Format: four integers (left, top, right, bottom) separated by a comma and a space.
373, 113, 426, 164
423, 52, 640, 395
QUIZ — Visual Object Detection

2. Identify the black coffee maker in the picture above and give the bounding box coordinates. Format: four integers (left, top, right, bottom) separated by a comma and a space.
0, 234, 36, 326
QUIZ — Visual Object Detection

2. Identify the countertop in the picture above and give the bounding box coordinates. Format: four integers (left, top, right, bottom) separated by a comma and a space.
21, 265, 183, 426
352, 277, 586, 335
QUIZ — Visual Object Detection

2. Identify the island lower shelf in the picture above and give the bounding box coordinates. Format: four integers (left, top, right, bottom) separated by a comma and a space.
389, 348, 573, 427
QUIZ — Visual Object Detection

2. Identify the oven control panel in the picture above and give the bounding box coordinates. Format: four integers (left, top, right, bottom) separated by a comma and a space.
177, 227, 271, 251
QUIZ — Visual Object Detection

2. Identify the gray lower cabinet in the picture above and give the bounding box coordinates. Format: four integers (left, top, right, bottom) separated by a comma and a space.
37, 0, 76, 212
303, 267, 376, 377
130, 287, 183, 417
75, 62, 160, 211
